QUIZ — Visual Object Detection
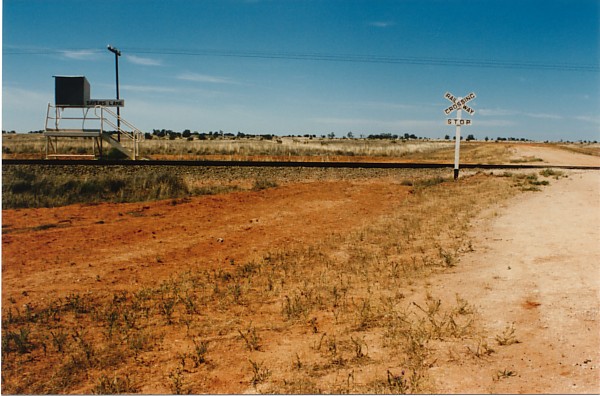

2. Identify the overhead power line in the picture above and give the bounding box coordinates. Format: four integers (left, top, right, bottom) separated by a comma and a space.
4, 47, 599, 72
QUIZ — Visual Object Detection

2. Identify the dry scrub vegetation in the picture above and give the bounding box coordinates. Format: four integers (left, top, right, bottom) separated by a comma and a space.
1, 161, 563, 393
5, 133, 599, 167
3, 133, 454, 161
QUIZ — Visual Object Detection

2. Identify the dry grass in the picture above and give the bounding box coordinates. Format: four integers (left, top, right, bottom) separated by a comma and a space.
2, 167, 192, 208
556, 143, 600, 157
141, 136, 453, 160
1, 168, 527, 393
3, 133, 457, 161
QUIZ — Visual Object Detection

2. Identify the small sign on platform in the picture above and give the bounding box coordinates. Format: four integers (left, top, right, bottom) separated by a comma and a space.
86, 99, 125, 107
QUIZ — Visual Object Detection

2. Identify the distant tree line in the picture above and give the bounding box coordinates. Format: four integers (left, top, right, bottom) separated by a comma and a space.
3, 129, 597, 144
146, 129, 278, 141
366, 132, 424, 140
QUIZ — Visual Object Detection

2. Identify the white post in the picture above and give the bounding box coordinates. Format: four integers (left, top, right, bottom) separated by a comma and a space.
453, 106, 462, 180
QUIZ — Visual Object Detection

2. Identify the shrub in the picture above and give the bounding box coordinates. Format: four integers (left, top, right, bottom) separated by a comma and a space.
2, 168, 190, 208
252, 179, 278, 191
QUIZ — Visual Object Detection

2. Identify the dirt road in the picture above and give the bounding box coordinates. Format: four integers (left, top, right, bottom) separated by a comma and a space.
510, 145, 600, 167
428, 170, 600, 393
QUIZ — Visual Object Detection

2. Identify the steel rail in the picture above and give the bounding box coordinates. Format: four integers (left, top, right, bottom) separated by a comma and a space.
2, 159, 599, 170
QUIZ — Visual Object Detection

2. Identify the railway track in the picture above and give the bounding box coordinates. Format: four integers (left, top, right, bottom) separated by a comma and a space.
2, 159, 599, 170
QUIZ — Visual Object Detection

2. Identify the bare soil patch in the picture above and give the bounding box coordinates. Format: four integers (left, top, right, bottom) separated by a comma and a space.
426, 170, 600, 393
3, 178, 409, 301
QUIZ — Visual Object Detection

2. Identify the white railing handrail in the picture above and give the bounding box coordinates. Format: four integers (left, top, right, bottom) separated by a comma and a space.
93, 106, 143, 140
44, 103, 143, 159
45, 103, 52, 130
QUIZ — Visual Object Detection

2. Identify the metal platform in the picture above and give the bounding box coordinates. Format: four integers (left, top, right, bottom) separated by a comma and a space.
43, 103, 143, 159
43, 129, 102, 137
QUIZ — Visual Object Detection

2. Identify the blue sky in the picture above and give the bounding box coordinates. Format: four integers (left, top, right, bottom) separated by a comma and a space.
2, 0, 599, 141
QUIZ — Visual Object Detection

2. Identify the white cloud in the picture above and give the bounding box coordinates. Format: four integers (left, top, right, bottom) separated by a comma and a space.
311, 117, 438, 130
311, 117, 372, 126
2, 86, 52, 131
176, 72, 237, 84
126, 55, 163, 66
523, 112, 562, 120
478, 108, 516, 117
574, 115, 600, 124
3, 86, 50, 107
121, 84, 177, 93
479, 108, 562, 120
359, 101, 421, 111
476, 119, 516, 127
61, 50, 99, 60
368, 21, 394, 28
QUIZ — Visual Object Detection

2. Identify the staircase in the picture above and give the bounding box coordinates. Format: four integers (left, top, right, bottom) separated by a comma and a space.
95, 106, 143, 160
44, 103, 144, 160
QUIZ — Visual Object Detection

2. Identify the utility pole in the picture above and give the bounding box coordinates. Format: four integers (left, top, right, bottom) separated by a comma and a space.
107, 45, 122, 142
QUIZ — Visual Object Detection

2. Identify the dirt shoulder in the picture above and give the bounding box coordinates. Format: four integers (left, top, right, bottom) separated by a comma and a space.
509, 144, 600, 167
427, 170, 600, 393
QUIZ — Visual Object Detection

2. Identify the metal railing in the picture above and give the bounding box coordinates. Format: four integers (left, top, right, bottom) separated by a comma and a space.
94, 106, 144, 159
43, 103, 144, 159
45, 103, 101, 132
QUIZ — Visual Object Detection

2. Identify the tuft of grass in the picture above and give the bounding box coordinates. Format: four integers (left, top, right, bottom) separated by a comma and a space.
168, 367, 188, 395
92, 373, 137, 394
467, 338, 496, 358
190, 338, 209, 366
494, 368, 517, 381
510, 156, 543, 163
282, 292, 311, 321
252, 178, 279, 191
495, 323, 519, 346
414, 176, 447, 188
3, 328, 33, 354
539, 168, 564, 178
238, 324, 262, 351
386, 369, 409, 394
249, 359, 271, 388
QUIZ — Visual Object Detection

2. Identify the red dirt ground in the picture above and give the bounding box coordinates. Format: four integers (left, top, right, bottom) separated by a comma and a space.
3, 179, 410, 303
3, 178, 414, 393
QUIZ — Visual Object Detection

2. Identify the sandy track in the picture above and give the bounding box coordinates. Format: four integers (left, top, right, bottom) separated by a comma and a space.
428, 170, 600, 393
510, 145, 600, 167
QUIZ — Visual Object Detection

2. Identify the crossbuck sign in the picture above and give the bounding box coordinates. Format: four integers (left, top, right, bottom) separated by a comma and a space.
444, 91, 476, 180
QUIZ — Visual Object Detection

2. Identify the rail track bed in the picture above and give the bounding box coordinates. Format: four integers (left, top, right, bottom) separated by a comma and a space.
3, 158, 599, 170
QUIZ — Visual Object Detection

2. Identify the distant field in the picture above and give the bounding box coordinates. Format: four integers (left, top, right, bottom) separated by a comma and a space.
3, 133, 598, 164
